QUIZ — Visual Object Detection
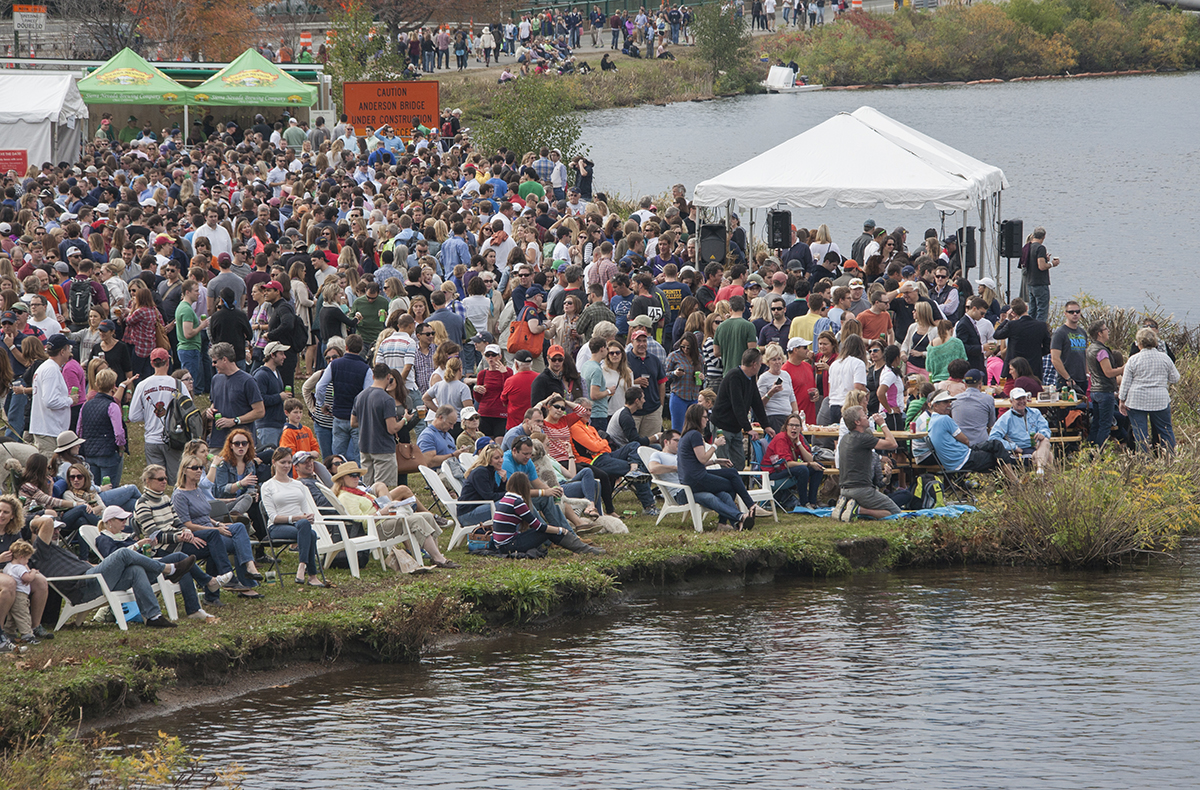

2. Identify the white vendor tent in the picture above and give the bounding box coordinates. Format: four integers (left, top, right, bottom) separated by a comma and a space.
0, 73, 89, 168
693, 106, 1008, 277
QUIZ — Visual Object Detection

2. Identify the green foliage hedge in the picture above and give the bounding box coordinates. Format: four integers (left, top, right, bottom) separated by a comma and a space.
764, 0, 1200, 85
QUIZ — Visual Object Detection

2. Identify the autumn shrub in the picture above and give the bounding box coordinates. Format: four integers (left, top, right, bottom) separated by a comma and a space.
762, 0, 1200, 85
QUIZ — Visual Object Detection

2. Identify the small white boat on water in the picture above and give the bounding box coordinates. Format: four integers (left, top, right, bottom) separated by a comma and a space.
761, 65, 824, 94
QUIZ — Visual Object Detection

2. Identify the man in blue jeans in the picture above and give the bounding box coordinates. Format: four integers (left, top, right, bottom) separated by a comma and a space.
28, 515, 195, 628
1021, 226, 1059, 323
175, 279, 208, 393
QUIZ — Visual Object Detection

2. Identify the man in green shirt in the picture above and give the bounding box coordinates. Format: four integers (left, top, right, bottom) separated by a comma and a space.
175, 279, 208, 390
518, 169, 546, 201
118, 116, 140, 144
350, 280, 391, 351
714, 295, 759, 376
282, 117, 307, 152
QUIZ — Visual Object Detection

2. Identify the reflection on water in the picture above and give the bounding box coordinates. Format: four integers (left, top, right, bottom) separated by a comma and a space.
581, 72, 1200, 318
121, 556, 1200, 789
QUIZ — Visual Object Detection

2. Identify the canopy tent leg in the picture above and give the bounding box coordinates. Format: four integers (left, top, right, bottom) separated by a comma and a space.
183, 104, 189, 153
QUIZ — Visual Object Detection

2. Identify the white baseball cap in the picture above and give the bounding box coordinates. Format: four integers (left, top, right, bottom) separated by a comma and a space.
930, 390, 957, 405
1009, 387, 1030, 400
461, 406, 479, 420
787, 337, 811, 351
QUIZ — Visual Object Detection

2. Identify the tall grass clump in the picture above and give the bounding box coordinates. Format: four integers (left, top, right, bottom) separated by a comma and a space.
972, 448, 1198, 566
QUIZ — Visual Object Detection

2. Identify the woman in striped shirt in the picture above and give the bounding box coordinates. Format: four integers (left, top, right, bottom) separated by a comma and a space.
492, 473, 603, 555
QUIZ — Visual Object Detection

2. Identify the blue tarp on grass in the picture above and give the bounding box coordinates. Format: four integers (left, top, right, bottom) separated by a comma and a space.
792, 505, 977, 520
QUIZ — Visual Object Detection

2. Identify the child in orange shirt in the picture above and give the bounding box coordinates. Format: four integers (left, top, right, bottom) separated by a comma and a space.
280, 399, 321, 461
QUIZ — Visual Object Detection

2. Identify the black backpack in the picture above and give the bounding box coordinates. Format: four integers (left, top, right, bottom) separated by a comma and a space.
68, 279, 93, 326
164, 379, 204, 451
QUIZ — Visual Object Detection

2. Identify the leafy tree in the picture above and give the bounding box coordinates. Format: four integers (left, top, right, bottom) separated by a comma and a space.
693, 4, 754, 80
473, 79, 585, 160
325, 1, 408, 102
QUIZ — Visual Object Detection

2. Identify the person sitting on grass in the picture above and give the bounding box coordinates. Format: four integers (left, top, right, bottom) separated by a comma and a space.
832, 405, 901, 522
926, 391, 1018, 481
27, 513, 195, 629
492, 472, 604, 555
93, 504, 221, 622
330, 461, 461, 569
601, 53, 618, 72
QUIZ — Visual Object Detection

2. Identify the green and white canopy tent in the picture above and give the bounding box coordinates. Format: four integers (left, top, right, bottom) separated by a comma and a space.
188, 48, 317, 107
76, 48, 191, 105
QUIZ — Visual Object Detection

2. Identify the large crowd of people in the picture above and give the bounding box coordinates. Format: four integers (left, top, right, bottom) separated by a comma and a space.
0, 104, 1182, 652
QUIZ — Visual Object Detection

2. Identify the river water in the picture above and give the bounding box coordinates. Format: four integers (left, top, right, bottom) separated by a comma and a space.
120, 550, 1200, 789
580, 71, 1200, 318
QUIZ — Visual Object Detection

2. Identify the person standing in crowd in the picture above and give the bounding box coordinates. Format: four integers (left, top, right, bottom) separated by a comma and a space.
30, 335, 77, 456
1021, 226, 1059, 323
1119, 328, 1180, 453
206, 342, 265, 449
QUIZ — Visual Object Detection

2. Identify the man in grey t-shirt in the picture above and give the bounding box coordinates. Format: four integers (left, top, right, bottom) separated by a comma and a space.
208, 253, 246, 310
351, 363, 401, 487
834, 405, 901, 521
950, 369, 997, 446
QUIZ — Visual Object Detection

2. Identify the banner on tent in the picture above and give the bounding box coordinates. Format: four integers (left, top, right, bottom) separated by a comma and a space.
343, 81, 440, 134
0, 150, 28, 174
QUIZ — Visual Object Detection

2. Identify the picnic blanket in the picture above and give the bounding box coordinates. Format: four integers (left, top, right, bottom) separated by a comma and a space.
792, 504, 978, 521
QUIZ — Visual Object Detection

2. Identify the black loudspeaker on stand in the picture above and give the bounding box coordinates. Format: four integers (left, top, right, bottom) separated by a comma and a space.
767, 209, 791, 249
999, 219, 1023, 301
956, 226, 977, 271
699, 223, 727, 264
999, 219, 1023, 258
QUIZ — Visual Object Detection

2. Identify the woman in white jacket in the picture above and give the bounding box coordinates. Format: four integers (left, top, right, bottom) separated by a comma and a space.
260, 446, 325, 587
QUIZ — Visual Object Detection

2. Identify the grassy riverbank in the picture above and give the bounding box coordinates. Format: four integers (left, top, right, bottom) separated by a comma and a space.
438, 48, 729, 119
438, 1, 1198, 121
3, 303, 1199, 777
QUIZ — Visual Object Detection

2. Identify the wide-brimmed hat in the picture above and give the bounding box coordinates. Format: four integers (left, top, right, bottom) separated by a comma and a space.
332, 461, 367, 482
54, 430, 86, 454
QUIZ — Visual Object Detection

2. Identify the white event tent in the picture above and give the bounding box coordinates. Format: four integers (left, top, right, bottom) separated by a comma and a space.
0, 73, 89, 167
693, 106, 1009, 280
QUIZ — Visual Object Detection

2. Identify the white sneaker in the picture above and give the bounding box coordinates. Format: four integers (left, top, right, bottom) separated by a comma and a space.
831, 496, 847, 521
188, 609, 213, 621
207, 571, 235, 592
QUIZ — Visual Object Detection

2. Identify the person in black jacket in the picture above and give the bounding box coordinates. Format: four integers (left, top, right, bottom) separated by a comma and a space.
209, 288, 253, 370
993, 298, 1051, 378
712, 347, 773, 471
263, 280, 300, 390
955, 297, 988, 373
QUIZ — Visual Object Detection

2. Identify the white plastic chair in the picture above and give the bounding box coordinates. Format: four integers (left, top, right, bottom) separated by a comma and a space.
313, 482, 420, 577
637, 446, 715, 533
739, 469, 779, 522
55, 526, 181, 629
419, 465, 494, 550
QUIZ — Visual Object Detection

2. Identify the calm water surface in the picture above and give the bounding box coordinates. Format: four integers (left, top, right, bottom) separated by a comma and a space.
122, 553, 1200, 788
580, 72, 1200, 317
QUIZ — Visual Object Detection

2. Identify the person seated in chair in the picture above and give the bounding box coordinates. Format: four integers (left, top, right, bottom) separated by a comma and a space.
988, 388, 1053, 472
94, 504, 221, 622
27, 514, 195, 629
926, 391, 1017, 481
646, 431, 744, 531
330, 461, 460, 569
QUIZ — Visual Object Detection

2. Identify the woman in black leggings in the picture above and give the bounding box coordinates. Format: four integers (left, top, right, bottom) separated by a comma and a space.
677, 404, 758, 530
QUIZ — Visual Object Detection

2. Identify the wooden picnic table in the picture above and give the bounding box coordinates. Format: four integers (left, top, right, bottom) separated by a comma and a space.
993, 398, 1079, 410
